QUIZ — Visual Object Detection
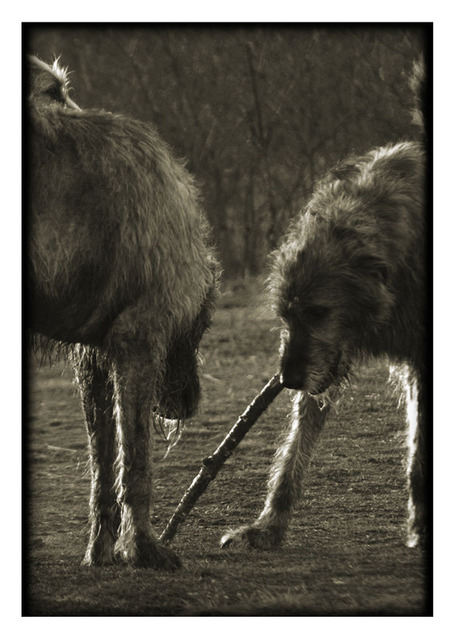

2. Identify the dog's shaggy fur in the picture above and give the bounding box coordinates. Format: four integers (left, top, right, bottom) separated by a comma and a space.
27, 56, 219, 568
222, 139, 429, 551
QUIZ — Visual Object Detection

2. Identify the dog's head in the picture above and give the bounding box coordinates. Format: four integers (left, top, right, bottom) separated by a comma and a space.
28, 55, 81, 111
271, 212, 393, 395
154, 285, 216, 421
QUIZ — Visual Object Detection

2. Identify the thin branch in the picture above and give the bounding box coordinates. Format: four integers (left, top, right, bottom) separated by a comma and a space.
160, 374, 284, 543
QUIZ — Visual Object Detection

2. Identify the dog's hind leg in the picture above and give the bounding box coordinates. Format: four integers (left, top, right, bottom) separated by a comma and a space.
111, 351, 182, 569
74, 347, 120, 566
404, 367, 429, 549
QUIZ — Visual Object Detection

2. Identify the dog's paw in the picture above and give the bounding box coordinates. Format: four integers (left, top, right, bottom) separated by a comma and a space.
220, 523, 284, 550
115, 533, 182, 570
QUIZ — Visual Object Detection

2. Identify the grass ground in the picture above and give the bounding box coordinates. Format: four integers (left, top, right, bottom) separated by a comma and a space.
23, 280, 431, 616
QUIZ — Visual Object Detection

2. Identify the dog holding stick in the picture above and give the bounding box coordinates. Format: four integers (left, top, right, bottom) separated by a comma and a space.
222, 136, 429, 551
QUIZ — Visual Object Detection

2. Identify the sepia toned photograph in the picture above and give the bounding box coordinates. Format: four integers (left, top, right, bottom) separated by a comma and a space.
23, 23, 432, 616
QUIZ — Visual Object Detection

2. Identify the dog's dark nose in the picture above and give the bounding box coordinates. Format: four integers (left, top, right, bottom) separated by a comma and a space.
280, 370, 304, 390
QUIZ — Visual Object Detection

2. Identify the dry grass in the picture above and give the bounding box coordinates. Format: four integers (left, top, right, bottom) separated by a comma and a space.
24, 279, 430, 615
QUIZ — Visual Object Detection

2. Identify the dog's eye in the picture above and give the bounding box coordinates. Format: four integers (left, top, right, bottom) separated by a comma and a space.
307, 306, 329, 321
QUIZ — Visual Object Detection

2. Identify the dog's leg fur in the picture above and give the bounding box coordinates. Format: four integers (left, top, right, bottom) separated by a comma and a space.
74, 348, 120, 565
222, 391, 331, 548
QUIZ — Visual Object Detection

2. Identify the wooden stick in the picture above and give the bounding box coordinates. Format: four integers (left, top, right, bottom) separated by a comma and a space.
160, 373, 284, 543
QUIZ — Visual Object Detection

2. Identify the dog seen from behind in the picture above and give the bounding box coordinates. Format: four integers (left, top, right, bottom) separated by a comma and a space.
27, 56, 219, 568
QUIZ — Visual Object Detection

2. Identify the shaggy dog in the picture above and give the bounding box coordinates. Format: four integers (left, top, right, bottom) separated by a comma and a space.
27, 56, 219, 568
222, 139, 429, 551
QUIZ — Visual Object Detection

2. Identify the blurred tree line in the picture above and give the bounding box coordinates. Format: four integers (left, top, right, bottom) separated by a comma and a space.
26, 25, 429, 277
